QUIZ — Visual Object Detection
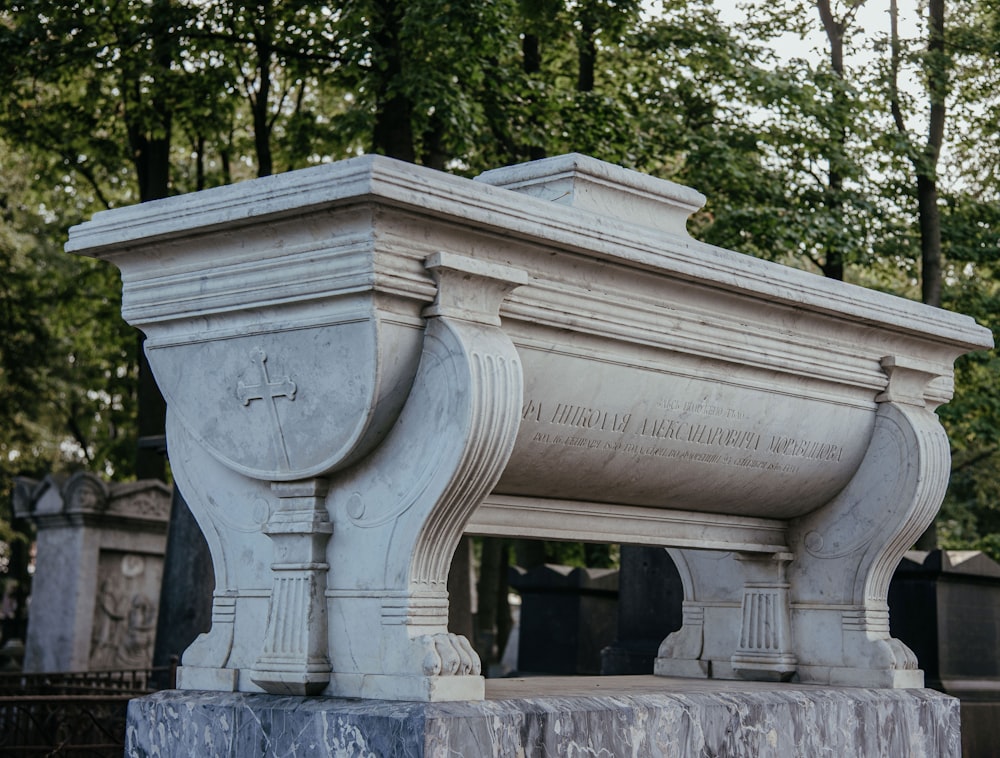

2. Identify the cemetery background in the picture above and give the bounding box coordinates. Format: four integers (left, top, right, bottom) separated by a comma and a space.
0, 0, 998, 753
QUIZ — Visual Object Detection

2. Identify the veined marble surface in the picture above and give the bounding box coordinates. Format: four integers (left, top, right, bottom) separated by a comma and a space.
126, 676, 960, 757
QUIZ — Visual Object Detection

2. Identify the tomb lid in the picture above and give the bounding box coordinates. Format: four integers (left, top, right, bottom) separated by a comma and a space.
475, 153, 706, 238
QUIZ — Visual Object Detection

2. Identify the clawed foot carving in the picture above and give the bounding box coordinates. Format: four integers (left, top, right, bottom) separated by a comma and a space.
418, 633, 481, 676
847, 633, 919, 672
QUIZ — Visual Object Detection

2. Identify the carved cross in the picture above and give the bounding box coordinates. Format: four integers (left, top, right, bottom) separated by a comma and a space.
237, 348, 297, 469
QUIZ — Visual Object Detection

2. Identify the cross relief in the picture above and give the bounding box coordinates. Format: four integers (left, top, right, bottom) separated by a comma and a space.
237, 347, 297, 469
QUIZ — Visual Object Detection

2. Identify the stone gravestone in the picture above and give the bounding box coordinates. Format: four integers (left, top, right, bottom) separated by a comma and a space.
67, 153, 988, 755
12, 472, 170, 672
601, 545, 683, 675
150, 488, 214, 688
509, 563, 618, 675
889, 550, 1000, 756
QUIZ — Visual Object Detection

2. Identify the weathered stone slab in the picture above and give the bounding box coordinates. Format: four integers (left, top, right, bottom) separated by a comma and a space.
125, 677, 960, 757
12, 473, 170, 672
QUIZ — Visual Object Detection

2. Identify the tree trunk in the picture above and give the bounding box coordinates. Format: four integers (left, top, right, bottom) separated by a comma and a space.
371, 0, 416, 162
523, 33, 541, 75
420, 113, 449, 170
816, 0, 847, 281
577, 21, 596, 93
130, 0, 176, 481
912, 0, 947, 547
889, 0, 947, 309
522, 32, 546, 161
195, 133, 206, 191
917, 174, 943, 307
919, 0, 947, 309
253, 4, 274, 177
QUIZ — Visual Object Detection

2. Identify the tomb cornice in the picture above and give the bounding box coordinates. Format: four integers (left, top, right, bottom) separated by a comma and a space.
67, 155, 991, 356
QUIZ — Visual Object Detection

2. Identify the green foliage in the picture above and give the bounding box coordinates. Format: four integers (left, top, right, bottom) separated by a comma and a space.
0, 0, 999, 570
0, 138, 137, 590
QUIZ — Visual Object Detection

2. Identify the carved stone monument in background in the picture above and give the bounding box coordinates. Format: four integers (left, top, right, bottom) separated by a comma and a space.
68, 153, 989, 755
12, 473, 170, 672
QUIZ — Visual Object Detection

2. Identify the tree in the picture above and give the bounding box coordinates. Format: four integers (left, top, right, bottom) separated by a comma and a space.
1, 0, 998, 604
926, 0, 1000, 557
889, 0, 948, 307
188, 1, 346, 177
693, 1, 878, 279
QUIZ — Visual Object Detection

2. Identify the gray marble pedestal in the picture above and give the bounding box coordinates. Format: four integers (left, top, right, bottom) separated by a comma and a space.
126, 676, 959, 757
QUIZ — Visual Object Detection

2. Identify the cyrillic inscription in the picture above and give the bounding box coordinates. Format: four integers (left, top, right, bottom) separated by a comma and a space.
521, 395, 844, 475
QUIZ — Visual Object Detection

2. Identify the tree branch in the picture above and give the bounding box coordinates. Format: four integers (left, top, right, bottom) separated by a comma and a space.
952, 445, 999, 474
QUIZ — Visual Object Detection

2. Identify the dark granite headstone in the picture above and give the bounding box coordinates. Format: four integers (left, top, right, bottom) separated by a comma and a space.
508, 564, 618, 675
889, 549, 1000, 757
151, 488, 213, 687
600, 545, 683, 675
447, 535, 474, 642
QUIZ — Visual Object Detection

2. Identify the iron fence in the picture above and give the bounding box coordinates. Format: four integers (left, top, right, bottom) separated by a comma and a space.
0, 665, 174, 756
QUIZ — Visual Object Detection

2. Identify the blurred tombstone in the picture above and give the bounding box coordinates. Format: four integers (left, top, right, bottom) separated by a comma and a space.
151, 488, 214, 685
509, 563, 618, 675
889, 550, 1000, 757
601, 545, 683, 675
12, 472, 170, 672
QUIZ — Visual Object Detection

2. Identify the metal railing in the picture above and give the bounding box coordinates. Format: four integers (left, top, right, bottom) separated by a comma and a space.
0, 665, 175, 756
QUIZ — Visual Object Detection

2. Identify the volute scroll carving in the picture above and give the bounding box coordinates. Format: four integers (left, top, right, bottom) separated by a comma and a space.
318, 252, 528, 700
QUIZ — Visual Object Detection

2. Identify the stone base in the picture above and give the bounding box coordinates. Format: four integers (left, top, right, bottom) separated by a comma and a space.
125, 676, 960, 757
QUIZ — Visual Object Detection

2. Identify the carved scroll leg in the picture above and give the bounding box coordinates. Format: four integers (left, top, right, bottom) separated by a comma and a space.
787, 358, 951, 688
324, 253, 528, 701
250, 480, 333, 695
167, 409, 274, 692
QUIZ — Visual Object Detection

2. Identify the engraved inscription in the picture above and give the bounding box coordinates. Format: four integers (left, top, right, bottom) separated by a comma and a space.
521, 395, 846, 476
637, 418, 760, 451
767, 435, 844, 462
657, 398, 748, 420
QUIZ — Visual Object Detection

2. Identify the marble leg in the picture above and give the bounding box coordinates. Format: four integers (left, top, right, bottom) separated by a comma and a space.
322, 254, 526, 701
787, 398, 949, 688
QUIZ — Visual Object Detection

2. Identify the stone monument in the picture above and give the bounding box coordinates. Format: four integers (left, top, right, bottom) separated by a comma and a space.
12, 472, 171, 672
67, 153, 990, 754
509, 563, 618, 675
601, 545, 684, 675
889, 549, 1000, 755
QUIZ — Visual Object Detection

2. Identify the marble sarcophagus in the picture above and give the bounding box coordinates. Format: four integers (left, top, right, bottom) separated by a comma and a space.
67, 154, 993, 701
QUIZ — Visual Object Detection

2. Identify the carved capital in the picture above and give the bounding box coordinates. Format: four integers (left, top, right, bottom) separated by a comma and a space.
422, 251, 529, 326
876, 355, 945, 408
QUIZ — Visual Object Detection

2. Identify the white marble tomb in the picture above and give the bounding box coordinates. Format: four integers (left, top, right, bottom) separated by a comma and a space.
66, 153, 993, 701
